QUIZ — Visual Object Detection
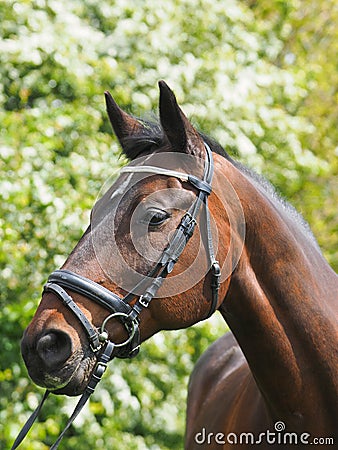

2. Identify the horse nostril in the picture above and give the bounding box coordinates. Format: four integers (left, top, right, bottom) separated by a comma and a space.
36, 330, 72, 369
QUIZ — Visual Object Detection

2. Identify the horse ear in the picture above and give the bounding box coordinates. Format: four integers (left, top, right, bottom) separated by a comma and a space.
158, 80, 205, 157
104, 91, 146, 153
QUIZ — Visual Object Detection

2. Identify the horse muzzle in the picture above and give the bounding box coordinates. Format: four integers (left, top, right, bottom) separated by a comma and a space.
21, 326, 94, 395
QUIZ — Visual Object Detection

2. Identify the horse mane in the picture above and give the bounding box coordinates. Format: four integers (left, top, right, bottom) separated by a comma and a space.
120, 117, 318, 245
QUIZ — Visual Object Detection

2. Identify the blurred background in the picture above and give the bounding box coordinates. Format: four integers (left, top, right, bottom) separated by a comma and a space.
1, 0, 337, 448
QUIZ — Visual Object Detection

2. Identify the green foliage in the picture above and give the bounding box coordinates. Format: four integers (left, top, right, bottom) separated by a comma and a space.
1, 0, 336, 448
245, 0, 338, 269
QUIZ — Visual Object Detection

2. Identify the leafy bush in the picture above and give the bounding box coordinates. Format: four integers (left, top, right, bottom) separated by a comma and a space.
1, 1, 336, 448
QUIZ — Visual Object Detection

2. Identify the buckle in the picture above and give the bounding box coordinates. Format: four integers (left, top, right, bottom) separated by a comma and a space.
211, 261, 221, 276
90, 341, 102, 353
211, 261, 221, 289
182, 212, 196, 227
139, 294, 150, 308
180, 213, 196, 238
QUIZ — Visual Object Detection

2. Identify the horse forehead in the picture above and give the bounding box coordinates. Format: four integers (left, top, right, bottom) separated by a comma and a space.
110, 174, 186, 211
89, 174, 191, 244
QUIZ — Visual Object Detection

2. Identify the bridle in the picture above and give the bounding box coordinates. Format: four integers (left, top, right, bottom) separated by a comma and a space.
12, 143, 221, 449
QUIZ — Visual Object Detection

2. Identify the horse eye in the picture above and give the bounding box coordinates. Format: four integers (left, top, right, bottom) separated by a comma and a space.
145, 209, 171, 227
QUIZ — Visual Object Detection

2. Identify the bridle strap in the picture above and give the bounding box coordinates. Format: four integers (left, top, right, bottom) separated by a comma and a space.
47, 270, 133, 315
44, 271, 141, 359
11, 390, 50, 450
203, 197, 221, 319
11, 342, 115, 450
121, 142, 220, 318
50, 341, 115, 450
44, 282, 101, 351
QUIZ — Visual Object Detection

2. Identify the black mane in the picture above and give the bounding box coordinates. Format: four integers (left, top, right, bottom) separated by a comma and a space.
119, 117, 317, 245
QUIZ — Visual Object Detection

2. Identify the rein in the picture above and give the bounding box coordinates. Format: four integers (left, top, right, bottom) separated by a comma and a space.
12, 143, 221, 449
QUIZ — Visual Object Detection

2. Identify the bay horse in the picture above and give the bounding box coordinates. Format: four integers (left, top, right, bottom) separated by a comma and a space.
15, 81, 337, 449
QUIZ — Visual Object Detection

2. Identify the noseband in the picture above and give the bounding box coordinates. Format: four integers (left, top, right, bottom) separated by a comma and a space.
12, 143, 221, 449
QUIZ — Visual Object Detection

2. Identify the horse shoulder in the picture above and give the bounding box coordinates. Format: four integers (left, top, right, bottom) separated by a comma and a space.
185, 331, 271, 449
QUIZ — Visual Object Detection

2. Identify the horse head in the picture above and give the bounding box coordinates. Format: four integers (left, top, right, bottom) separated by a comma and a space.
21, 82, 243, 397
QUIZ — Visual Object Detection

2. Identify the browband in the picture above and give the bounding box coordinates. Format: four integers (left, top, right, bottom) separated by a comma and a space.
120, 166, 212, 195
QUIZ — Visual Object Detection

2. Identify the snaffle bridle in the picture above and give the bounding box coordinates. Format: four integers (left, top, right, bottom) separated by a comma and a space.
12, 143, 221, 449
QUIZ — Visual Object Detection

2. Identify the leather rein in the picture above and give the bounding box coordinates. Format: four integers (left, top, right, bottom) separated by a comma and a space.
12, 143, 221, 449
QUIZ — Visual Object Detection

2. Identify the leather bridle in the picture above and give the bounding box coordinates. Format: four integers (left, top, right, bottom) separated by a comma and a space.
12, 143, 221, 449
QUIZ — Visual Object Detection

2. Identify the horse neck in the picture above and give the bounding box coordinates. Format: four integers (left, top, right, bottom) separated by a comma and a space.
217, 158, 338, 432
